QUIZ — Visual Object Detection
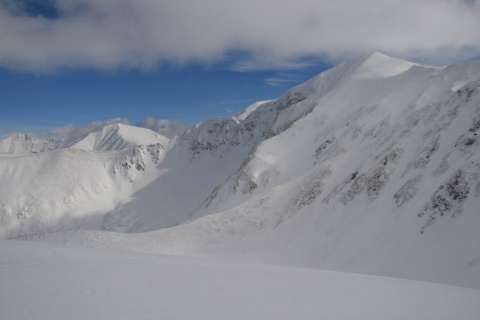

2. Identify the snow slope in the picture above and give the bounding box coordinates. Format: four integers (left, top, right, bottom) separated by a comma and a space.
8, 52, 480, 288
1, 240, 479, 320
71, 123, 169, 152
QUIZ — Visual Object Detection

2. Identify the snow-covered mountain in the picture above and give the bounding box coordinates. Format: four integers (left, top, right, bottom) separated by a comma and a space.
0, 133, 61, 154
0, 122, 172, 154
5, 52, 480, 288
71, 123, 169, 152
0, 124, 170, 238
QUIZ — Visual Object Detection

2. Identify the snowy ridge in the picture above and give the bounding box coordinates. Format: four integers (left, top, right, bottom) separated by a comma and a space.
8, 52, 480, 289
233, 100, 272, 122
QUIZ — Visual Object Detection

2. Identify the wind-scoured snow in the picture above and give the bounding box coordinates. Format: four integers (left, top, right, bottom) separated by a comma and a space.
6, 52, 480, 290
1, 240, 479, 320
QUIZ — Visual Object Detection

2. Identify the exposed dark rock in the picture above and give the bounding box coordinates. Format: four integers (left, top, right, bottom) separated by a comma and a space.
419, 169, 470, 233
394, 175, 422, 207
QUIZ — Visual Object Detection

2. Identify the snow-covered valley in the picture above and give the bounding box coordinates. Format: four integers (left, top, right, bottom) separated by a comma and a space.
1, 52, 480, 318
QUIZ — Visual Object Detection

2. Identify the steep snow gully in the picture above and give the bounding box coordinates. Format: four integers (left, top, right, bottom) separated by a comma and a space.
2, 52, 480, 290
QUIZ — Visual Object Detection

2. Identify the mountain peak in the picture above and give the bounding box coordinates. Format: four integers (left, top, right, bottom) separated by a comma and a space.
71, 123, 169, 152
351, 51, 417, 79
364, 50, 390, 59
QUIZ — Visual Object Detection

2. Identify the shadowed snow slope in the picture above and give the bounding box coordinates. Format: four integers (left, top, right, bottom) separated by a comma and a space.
1, 240, 479, 320
8, 52, 480, 288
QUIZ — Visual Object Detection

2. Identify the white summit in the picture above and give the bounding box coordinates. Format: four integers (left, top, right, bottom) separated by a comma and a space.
71, 123, 169, 152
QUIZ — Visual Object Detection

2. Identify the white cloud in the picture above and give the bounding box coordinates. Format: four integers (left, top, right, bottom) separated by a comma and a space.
136, 117, 189, 137
264, 77, 298, 87
0, 0, 479, 72
36, 117, 189, 141
43, 117, 130, 142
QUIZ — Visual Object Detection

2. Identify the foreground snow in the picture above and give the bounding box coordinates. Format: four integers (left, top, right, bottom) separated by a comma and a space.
1, 240, 479, 320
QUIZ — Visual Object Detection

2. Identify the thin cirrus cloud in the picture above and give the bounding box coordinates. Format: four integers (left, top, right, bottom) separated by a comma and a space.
0, 0, 479, 73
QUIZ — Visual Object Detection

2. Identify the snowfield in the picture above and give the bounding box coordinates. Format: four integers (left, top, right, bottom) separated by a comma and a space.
1, 240, 479, 320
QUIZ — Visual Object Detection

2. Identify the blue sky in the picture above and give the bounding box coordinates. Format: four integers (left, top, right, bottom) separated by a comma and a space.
1, 0, 479, 136
0, 59, 331, 134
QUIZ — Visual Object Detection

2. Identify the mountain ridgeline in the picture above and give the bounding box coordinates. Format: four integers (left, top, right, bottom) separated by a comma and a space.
2, 52, 480, 288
